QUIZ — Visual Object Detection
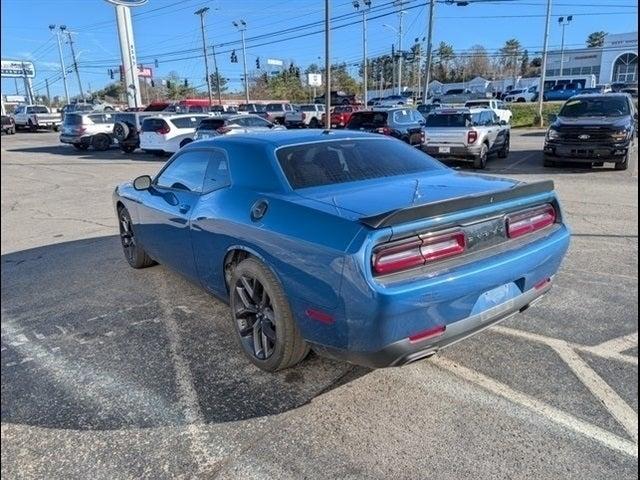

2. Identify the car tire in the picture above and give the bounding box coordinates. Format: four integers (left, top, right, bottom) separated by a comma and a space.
179, 138, 193, 149
92, 134, 111, 151
113, 122, 130, 142
52, 125, 59, 132
473, 144, 488, 169
118, 206, 156, 269
615, 151, 629, 171
28, 120, 37, 132
120, 144, 136, 154
230, 257, 309, 372
73, 142, 90, 151
309, 118, 319, 128
498, 135, 510, 158
9, 125, 16, 135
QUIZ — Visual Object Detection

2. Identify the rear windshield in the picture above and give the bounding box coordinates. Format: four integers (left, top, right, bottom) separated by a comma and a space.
425, 113, 472, 127
333, 106, 353, 113
141, 118, 169, 132
265, 104, 285, 112
27, 106, 49, 114
346, 111, 388, 129
276, 138, 444, 189
171, 116, 206, 128
114, 113, 136, 125
466, 101, 490, 107
64, 113, 83, 126
559, 97, 630, 117
198, 118, 226, 130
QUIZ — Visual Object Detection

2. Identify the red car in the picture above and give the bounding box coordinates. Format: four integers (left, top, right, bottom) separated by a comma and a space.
324, 105, 361, 128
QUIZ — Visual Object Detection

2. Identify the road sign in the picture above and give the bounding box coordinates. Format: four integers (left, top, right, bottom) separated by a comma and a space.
307, 73, 322, 87
1, 60, 35, 78
266, 58, 284, 67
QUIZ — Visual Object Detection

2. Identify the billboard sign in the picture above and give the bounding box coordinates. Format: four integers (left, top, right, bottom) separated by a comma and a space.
307, 73, 322, 87
119, 65, 153, 80
1, 60, 35, 78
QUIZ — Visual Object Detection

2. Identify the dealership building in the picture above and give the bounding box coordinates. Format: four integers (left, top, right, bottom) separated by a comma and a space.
544, 31, 638, 84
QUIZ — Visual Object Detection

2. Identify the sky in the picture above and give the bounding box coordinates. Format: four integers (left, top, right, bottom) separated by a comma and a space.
1, 0, 638, 100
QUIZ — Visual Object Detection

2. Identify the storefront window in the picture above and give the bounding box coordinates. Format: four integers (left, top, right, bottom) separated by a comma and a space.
613, 53, 638, 83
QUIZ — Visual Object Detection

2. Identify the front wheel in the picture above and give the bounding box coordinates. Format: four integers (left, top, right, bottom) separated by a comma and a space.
73, 142, 90, 151
230, 258, 309, 371
498, 135, 510, 158
615, 151, 629, 171
120, 144, 136, 154
92, 134, 111, 151
118, 207, 156, 269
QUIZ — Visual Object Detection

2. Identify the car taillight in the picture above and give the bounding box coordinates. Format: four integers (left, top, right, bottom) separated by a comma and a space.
372, 230, 466, 276
467, 130, 478, 144
301, 112, 306, 120
217, 126, 231, 134
376, 127, 392, 135
74, 127, 86, 134
506, 204, 556, 239
156, 126, 170, 135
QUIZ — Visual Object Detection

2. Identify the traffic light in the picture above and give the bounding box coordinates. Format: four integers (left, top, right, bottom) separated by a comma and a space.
150, 79, 155, 87
231, 50, 238, 63
166, 80, 173, 89
256, 57, 260, 69
108, 69, 114, 79
154, 59, 159, 68
184, 79, 188, 87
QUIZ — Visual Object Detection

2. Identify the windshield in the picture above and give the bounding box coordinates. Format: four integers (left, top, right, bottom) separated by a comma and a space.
425, 113, 472, 127
299, 105, 317, 112
346, 111, 388, 129
276, 138, 444, 189
466, 101, 490, 107
445, 89, 464, 95
559, 97, 630, 117
265, 104, 285, 112
198, 118, 227, 130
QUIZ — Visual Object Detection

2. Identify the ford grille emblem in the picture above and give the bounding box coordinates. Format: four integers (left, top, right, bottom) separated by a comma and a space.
578, 134, 590, 140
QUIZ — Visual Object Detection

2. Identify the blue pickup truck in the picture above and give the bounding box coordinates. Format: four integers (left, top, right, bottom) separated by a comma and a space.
543, 82, 584, 101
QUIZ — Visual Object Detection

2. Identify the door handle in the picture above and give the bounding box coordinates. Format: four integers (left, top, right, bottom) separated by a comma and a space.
179, 204, 190, 214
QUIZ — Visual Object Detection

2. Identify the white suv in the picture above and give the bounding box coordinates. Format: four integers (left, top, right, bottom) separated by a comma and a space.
59, 112, 115, 151
504, 86, 537, 103
139, 114, 209, 155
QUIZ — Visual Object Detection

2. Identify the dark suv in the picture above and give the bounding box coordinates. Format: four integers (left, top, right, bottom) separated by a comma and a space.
113, 112, 159, 153
543, 93, 637, 170
346, 108, 425, 147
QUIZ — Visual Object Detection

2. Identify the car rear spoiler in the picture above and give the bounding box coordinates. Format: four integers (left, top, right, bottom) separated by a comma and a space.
359, 180, 555, 229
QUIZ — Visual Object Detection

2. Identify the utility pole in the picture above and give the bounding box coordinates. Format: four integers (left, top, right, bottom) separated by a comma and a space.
65, 30, 84, 102
538, 0, 552, 127
45, 78, 51, 106
395, 1, 405, 95
324, 0, 331, 129
353, 1, 371, 107
49, 25, 70, 105
422, 0, 435, 103
195, 7, 213, 107
233, 20, 250, 104
558, 15, 573, 76
211, 44, 222, 104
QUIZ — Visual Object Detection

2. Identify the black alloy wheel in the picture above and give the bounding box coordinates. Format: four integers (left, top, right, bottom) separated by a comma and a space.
233, 274, 277, 360
118, 207, 155, 268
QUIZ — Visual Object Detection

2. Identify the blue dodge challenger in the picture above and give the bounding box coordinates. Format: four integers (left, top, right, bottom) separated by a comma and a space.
114, 130, 570, 371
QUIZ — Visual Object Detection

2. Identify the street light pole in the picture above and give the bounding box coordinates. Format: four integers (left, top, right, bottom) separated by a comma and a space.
353, 1, 371, 108
558, 15, 573, 76
195, 7, 213, 107
65, 30, 85, 102
422, 0, 435, 103
233, 20, 250, 104
538, 0, 553, 127
397, 8, 404, 94
324, 0, 331, 129
211, 43, 222, 104
49, 25, 70, 105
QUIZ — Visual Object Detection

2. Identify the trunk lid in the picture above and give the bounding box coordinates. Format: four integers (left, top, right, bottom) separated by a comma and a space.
425, 127, 469, 147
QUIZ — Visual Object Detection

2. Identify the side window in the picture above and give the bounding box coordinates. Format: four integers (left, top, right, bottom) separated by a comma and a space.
203, 149, 231, 192
155, 150, 211, 193
231, 117, 248, 127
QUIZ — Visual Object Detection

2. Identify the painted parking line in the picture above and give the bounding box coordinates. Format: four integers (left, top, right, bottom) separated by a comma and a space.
434, 356, 638, 458
501, 151, 538, 171
493, 326, 638, 442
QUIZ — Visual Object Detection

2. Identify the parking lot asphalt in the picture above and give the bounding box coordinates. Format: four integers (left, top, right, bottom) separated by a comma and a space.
1, 131, 638, 479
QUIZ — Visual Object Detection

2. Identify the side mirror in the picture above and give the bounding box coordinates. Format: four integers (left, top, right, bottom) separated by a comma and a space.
133, 175, 152, 191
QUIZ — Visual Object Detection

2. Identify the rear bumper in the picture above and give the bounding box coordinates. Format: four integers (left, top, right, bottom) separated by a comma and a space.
60, 134, 90, 144
544, 141, 630, 162
424, 144, 482, 161
313, 280, 551, 368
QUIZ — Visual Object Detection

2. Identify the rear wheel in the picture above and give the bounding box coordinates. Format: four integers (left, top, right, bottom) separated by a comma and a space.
73, 142, 90, 151
118, 207, 156, 269
309, 118, 319, 128
92, 134, 111, 151
473, 144, 488, 169
120, 144, 136, 154
498, 135, 510, 158
230, 258, 309, 371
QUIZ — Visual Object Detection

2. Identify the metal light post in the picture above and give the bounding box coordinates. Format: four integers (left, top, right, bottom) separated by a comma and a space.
382, 24, 398, 93
422, 0, 435, 103
49, 25, 70, 105
324, 0, 331, 129
211, 43, 222, 104
233, 20, 250, 104
558, 15, 573, 76
538, 0, 553, 127
64, 29, 85, 102
353, 0, 371, 107
195, 7, 213, 107
394, 1, 405, 95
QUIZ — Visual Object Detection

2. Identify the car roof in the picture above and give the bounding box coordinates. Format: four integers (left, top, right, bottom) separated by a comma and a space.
571, 92, 631, 99
187, 129, 384, 148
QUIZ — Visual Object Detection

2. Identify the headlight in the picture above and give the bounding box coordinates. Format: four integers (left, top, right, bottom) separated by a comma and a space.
611, 130, 628, 142
546, 128, 560, 141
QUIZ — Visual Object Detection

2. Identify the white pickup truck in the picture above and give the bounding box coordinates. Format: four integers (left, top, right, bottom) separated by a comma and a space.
464, 99, 512, 124
284, 104, 325, 128
13, 104, 62, 131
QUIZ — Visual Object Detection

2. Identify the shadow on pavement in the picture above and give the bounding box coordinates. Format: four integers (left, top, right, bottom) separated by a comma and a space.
6, 144, 164, 162
1, 236, 367, 430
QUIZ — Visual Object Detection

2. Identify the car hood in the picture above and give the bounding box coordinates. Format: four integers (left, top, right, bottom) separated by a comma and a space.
293, 170, 519, 220
555, 116, 631, 128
